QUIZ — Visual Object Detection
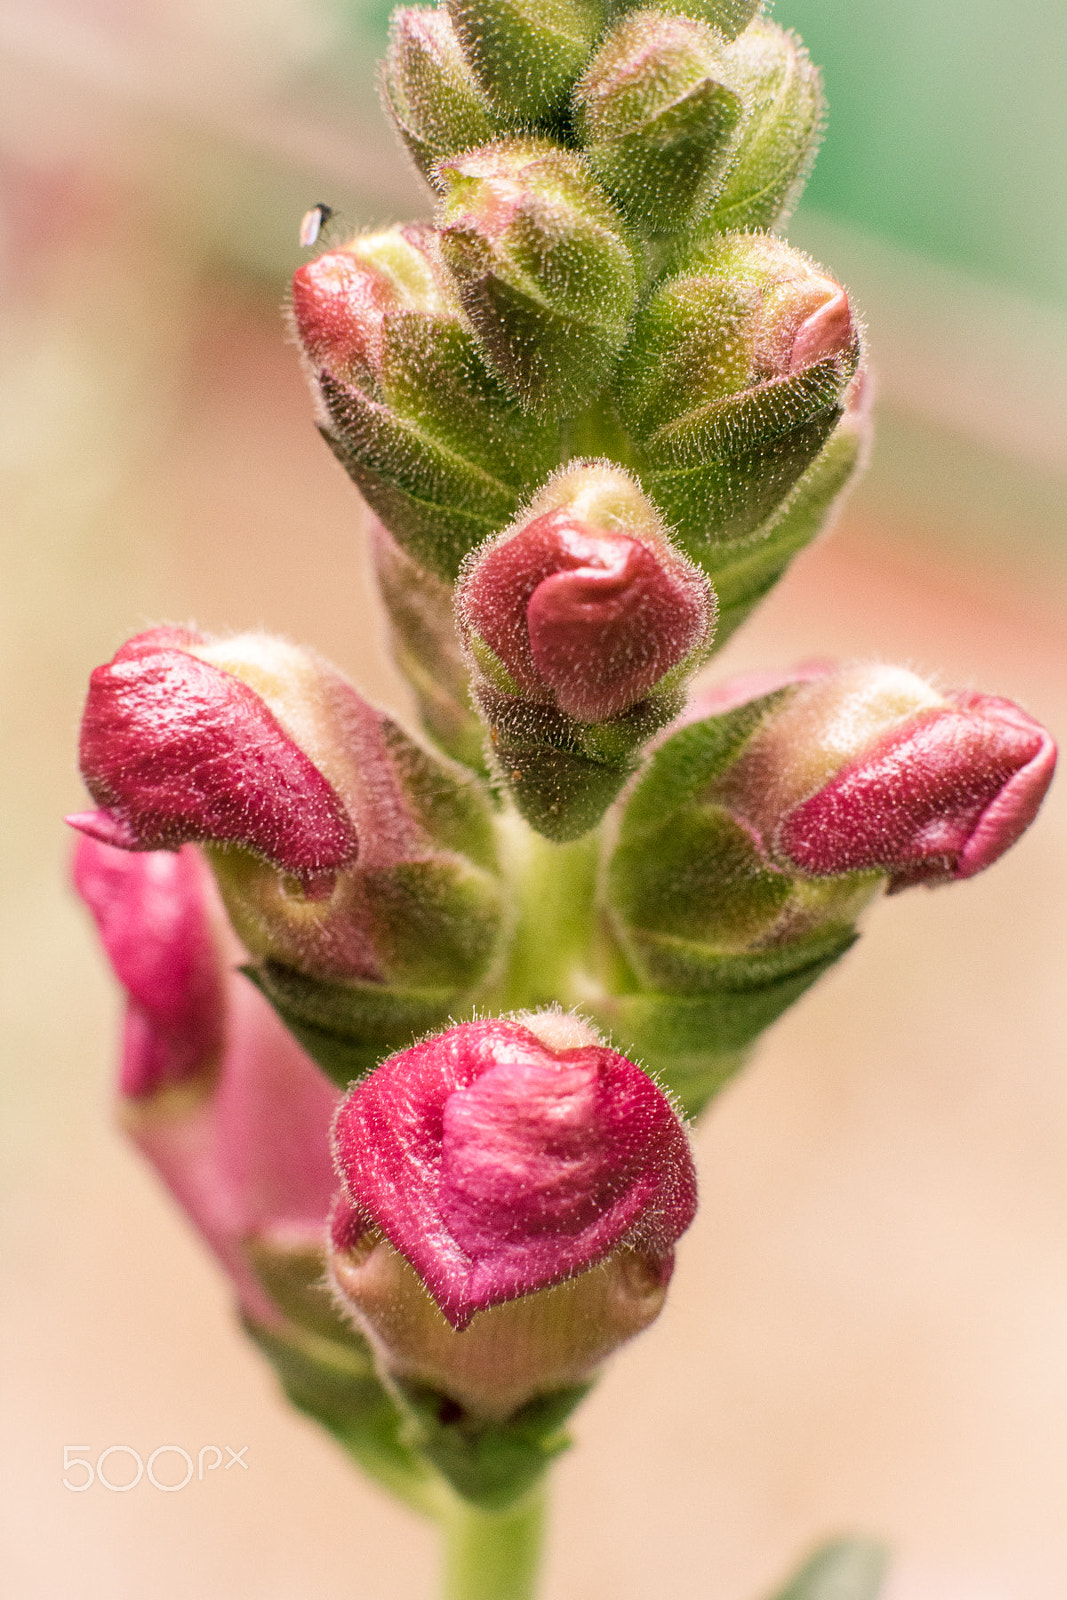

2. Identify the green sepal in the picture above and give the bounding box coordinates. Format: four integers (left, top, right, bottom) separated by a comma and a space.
382, 8, 504, 191
632, 0, 759, 41
590, 927, 856, 1118
632, 353, 852, 562
319, 401, 518, 581
766, 1539, 888, 1600
479, 685, 683, 842
242, 961, 464, 1087
609, 689, 783, 843
379, 314, 561, 488
391, 1377, 589, 1511
323, 427, 508, 582
701, 21, 824, 237
642, 400, 842, 562
446, 0, 605, 123
575, 14, 745, 239
708, 407, 866, 647
240, 1244, 438, 1514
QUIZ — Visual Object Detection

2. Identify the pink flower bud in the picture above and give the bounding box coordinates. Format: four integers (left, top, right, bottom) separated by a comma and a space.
331, 1014, 697, 1333
778, 689, 1057, 890
290, 223, 447, 389
73, 836, 224, 1098
718, 664, 1056, 891
458, 463, 713, 723
72, 836, 340, 1328
73, 628, 360, 882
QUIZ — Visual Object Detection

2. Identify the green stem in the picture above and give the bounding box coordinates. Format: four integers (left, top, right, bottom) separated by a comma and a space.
440, 1490, 546, 1600
495, 819, 602, 1010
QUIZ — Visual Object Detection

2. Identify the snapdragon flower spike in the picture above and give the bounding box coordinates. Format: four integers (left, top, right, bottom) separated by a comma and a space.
329, 1012, 695, 1417
698, 20, 824, 238
599, 663, 1056, 1116
572, 12, 746, 239
74, 628, 507, 1081
72, 835, 340, 1329
382, 8, 503, 191
614, 232, 861, 561
292, 223, 558, 580
436, 138, 637, 416
457, 461, 715, 838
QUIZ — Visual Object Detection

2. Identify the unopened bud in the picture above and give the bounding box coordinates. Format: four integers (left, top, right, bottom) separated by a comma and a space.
614, 233, 860, 557
600, 663, 1055, 1113
457, 462, 714, 837
437, 139, 637, 415
292, 224, 558, 579
329, 1013, 696, 1418
446, 0, 605, 124
723, 665, 1058, 890
640, 0, 759, 40
573, 12, 745, 238
701, 21, 824, 237
73, 625, 360, 880
291, 223, 448, 391
73, 629, 507, 1077
382, 8, 503, 190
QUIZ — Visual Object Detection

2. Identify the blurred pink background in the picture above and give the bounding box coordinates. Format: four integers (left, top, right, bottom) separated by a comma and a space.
2, 3, 1066, 1597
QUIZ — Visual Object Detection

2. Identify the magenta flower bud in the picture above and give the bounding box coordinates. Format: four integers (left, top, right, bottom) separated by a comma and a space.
73, 628, 504, 1005
290, 223, 448, 392
777, 688, 1058, 890
74, 627, 359, 882
72, 835, 340, 1329
459, 470, 712, 723
719, 665, 1057, 891
331, 1013, 696, 1336
72, 836, 225, 1098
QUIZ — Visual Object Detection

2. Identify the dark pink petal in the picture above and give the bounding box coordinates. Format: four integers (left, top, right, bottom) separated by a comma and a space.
332, 1017, 696, 1329
461, 510, 709, 722
778, 696, 1056, 888
72, 836, 224, 1097
78, 637, 359, 877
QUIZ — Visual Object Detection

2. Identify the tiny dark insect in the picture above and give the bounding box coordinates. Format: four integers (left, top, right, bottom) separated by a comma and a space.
299, 204, 336, 248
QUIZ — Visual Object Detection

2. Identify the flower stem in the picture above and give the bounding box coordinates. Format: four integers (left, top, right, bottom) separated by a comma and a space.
440, 1490, 546, 1600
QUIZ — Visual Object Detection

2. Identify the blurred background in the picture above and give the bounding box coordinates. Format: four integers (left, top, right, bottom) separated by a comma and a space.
1, 0, 1065, 1596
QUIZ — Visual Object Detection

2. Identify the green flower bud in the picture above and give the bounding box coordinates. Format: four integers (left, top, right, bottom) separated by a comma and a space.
613, 232, 861, 561
293, 223, 559, 579
573, 11, 746, 238
613, 0, 758, 39
437, 139, 638, 416
710, 372, 869, 648
382, 8, 504, 191
700, 20, 824, 237
446, 0, 605, 124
